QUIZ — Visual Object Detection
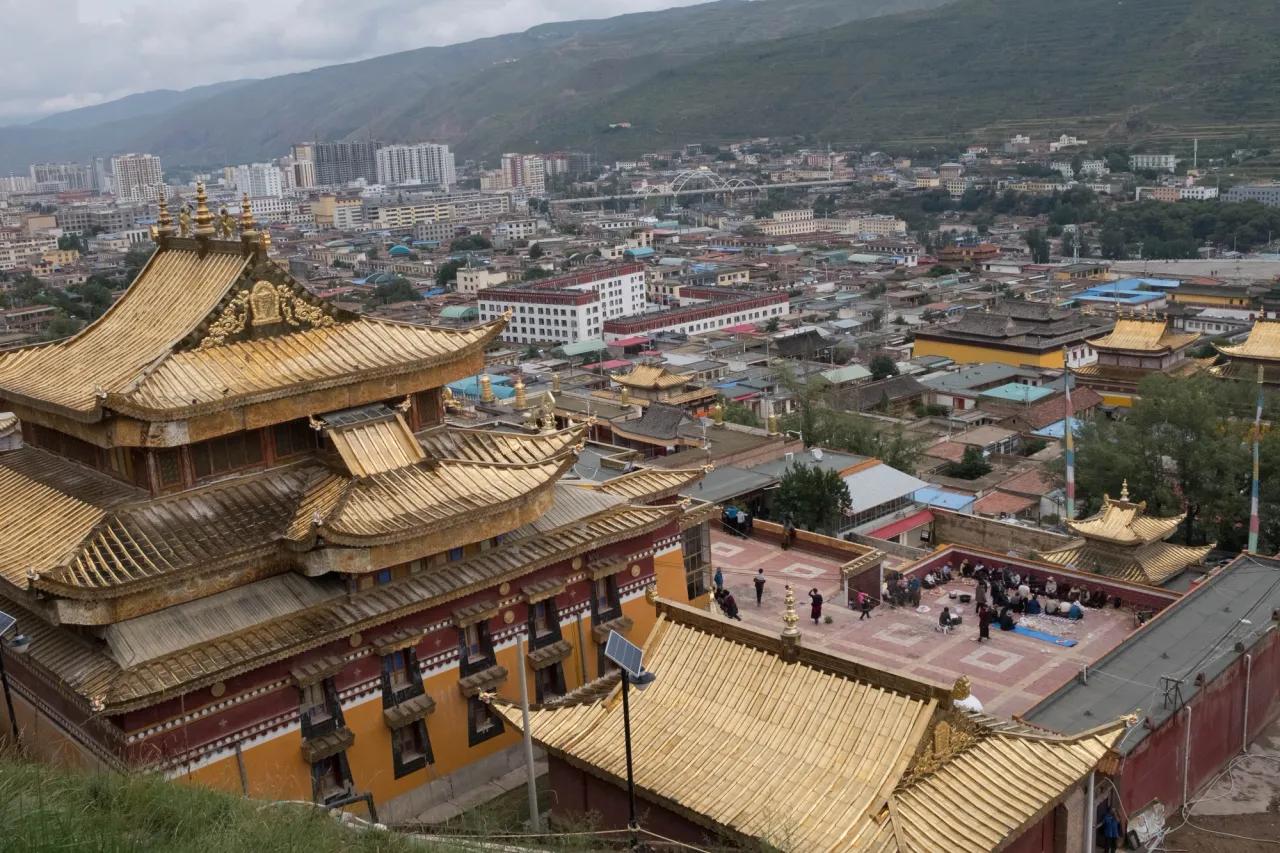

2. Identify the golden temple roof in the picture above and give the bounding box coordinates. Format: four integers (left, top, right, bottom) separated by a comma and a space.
1066, 493, 1184, 546
571, 466, 707, 502
495, 602, 1126, 853
322, 408, 425, 477
1038, 540, 1213, 586
1215, 318, 1280, 362
1087, 316, 1199, 354
418, 424, 583, 465
611, 364, 693, 390
0, 242, 504, 422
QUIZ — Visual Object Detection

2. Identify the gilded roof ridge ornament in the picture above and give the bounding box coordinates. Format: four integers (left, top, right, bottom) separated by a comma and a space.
155, 188, 174, 238
239, 193, 257, 236
178, 201, 191, 237
782, 584, 800, 637
218, 206, 236, 238
1120, 479, 1129, 502
192, 181, 215, 237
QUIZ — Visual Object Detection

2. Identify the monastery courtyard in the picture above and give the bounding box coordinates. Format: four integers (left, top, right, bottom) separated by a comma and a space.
710, 529, 1135, 718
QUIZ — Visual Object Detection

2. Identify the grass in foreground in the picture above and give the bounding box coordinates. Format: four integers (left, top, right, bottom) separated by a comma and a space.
0, 760, 433, 853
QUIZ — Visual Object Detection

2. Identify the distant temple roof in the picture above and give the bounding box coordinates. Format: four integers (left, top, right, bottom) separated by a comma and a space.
1087, 316, 1198, 354
611, 363, 692, 391
1215, 317, 1280, 362
1039, 483, 1212, 585
493, 599, 1128, 852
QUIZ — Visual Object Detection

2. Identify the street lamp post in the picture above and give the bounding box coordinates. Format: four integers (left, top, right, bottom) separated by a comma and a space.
606, 630, 655, 851
0, 608, 30, 752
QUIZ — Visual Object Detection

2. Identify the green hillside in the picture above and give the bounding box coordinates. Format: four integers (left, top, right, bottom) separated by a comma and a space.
512, 0, 1280, 153
0, 0, 946, 171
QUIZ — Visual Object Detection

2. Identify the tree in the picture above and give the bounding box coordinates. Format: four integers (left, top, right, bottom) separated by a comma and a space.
869, 354, 899, 381
528, 243, 544, 260
523, 267, 552, 281
450, 234, 492, 252
57, 234, 86, 252
926, 264, 956, 278
1024, 228, 1050, 263
721, 401, 761, 428
942, 446, 992, 480
773, 463, 851, 535
435, 260, 464, 288
1100, 225, 1127, 260
764, 316, 780, 333
371, 276, 420, 305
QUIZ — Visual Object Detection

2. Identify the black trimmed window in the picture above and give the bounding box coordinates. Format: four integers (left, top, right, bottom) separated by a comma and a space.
392, 719, 433, 778
467, 696, 504, 746
591, 575, 621, 623
535, 663, 566, 703
528, 598, 561, 648
311, 752, 353, 804
380, 648, 422, 708
298, 677, 344, 739
682, 523, 710, 599
154, 448, 185, 490
458, 622, 496, 676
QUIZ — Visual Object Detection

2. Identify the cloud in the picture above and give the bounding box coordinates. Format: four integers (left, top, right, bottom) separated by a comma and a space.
0, 0, 710, 122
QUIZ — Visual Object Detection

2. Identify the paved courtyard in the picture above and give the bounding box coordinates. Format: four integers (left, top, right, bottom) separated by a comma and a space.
710, 530, 1136, 718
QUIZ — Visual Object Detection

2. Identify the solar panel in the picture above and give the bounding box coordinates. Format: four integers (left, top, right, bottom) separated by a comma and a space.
0, 610, 15, 639
605, 631, 644, 678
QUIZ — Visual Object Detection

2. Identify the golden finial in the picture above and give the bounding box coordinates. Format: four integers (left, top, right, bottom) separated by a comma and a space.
1120, 479, 1130, 502
192, 181, 215, 236
239, 193, 257, 235
644, 583, 657, 606
712, 402, 725, 426
767, 413, 779, 436
782, 584, 800, 637
951, 675, 972, 701
259, 228, 272, 252
514, 377, 527, 409
178, 203, 191, 237
442, 385, 456, 410
551, 372, 561, 394
620, 384, 632, 405
155, 188, 174, 237
479, 374, 495, 404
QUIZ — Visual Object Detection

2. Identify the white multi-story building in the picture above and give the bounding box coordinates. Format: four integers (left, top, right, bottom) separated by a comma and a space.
501, 154, 546, 196
228, 162, 284, 198
0, 176, 35, 193
0, 234, 58, 271
455, 267, 509, 296
110, 153, 164, 202
477, 263, 647, 344
375, 143, 457, 189
29, 162, 93, 191
367, 192, 512, 229
1130, 153, 1177, 172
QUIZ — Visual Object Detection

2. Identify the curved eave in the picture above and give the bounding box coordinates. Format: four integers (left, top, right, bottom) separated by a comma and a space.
317, 453, 577, 547
100, 317, 507, 421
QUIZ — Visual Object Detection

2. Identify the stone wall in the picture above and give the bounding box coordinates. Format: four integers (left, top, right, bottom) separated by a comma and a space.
930, 507, 1075, 556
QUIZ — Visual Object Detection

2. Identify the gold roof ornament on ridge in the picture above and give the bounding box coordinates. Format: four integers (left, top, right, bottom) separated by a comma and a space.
192, 181, 215, 237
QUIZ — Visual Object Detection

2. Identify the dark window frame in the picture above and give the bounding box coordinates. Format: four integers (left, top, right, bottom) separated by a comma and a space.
189, 430, 265, 481
682, 523, 710, 599
298, 676, 344, 740
458, 621, 496, 677
379, 648, 424, 709
310, 752, 353, 804
467, 695, 504, 747
272, 419, 319, 460
534, 662, 566, 703
527, 597, 562, 649
590, 575, 622, 624
391, 718, 434, 778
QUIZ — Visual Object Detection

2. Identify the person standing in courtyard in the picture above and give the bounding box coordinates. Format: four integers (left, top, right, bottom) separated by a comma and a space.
858, 589, 872, 620
1097, 806, 1122, 853
721, 589, 741, 621
977, 604, 993, 642
713, 566, 724, 592
753, 569, 766, 605
809, 588, 823, 624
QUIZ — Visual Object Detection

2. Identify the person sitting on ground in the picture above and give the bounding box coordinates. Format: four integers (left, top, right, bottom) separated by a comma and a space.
1018, 581, 1031, 602
1066, 600, 1084, 620
959, 559, 973, 578
998, 606, 1017, 632
1025, 594, 1042, 615
938, 606, 954, 632
1044, 597, 1060, 616
990, 583, 1008, 608
1044, 576, 1058, 598
941, 563, 953, 583
923, 571, 937, 590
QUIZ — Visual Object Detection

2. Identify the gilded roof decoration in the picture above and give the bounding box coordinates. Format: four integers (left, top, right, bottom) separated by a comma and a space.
1087, 317, 1198, 353
1037, 540, 1213, 586
1065, 494, 1184, 546
570, 467, 707, 502
418, 424, 585, 465
196, 280, 336, 350
494, 606, 1127, 852
1215, 318, 1280, 362
611, 364, 694, 390
323, 409, 426, 477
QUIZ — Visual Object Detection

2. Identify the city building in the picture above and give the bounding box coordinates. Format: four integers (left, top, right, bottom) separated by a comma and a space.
913, 303, 1113, 368
309, 141, 382, 186
367, 193, 512, 229
500, 154, 546, 196
227, 163, 284, 199
454, 267, 508, 296
109, 153, 164, 202
1224, 182, 1280, 207
0, 189, 716, 822
478, 264, 647, 344
1129, 153, 1177, 172
600, 288, 789, 341
29, 162, 93, 192
374, 143, 456, 190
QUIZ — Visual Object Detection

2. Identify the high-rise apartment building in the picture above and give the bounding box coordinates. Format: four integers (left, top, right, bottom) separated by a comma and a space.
501, 153, 546, 196
374, 143, 456, 189
309, 141, 381, 186
28, 162, 93, 191
228, 162, 285, 198
110, 153, 164, 201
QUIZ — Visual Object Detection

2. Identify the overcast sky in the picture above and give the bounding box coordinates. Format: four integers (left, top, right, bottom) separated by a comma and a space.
1, 0, 711, 123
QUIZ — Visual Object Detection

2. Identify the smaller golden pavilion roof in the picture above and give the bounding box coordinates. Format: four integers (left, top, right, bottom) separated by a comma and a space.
1066, 488, 1184, 546
1038, 540, 1213, 586
1087, 316, 1198, 354
611, 364, 693, 391
320, 406, 425, 477
1215, 318, 1280, 362
494, 600, 1127, 853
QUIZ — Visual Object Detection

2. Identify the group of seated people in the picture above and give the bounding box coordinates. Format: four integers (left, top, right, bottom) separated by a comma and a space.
956, 560, 1103, 617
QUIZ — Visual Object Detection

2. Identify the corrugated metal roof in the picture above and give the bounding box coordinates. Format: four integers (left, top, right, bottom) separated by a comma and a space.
844, 463, 929, 514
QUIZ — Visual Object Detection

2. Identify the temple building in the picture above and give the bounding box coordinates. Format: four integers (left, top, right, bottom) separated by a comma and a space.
491, 596, 1129, 852
1070, 316, 1200, 407
0, 187, 718, 821
1210, 317, 1280, 387
912, 302, 1113, 369
592, 363, 717, 413
1038, 482, 1213, 586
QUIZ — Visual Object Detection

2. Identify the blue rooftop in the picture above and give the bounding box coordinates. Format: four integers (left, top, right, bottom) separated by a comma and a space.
1075, 277, 1180, 306
1032, 417, 1084, 440
624, 246, 655, 258
449, 374, 514, 400
913, 487, 976, 512
388, 244, 412, 256
978, 382, 1055, 403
